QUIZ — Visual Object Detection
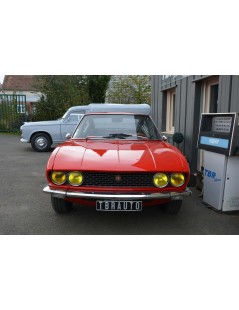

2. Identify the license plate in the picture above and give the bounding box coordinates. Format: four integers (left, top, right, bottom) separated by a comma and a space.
96, 200, 142, 211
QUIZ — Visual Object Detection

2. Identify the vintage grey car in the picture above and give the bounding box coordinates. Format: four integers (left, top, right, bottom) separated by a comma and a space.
20, 103, 151, 152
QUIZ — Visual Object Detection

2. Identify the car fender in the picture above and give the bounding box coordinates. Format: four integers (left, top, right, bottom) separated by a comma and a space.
21, 121, 62, 143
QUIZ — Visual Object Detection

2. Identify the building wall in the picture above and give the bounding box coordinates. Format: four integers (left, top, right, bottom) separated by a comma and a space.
218, 75, 239, 112
151, 75, 239, 174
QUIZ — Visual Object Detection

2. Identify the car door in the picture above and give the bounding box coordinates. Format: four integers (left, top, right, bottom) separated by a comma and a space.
60, 112, 84, 140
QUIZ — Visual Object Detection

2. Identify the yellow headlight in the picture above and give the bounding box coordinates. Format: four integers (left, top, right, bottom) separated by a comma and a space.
51, 171, 67, 185
170, 173, 185, 187
68, 171, 83, 186
153, 173, 169, 188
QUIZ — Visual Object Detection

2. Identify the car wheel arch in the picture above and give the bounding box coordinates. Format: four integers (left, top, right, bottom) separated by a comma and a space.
30, 131, 53, 152
30, 131, 53, 144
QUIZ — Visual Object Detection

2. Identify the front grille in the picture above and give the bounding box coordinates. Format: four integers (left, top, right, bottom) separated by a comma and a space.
82, 172, 155, 187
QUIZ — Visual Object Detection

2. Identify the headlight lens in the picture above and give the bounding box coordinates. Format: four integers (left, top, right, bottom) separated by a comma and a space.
153, 173, 169, 188
51, 171, 67, 185
68, 171, 83, 186
170, 173, 185, 187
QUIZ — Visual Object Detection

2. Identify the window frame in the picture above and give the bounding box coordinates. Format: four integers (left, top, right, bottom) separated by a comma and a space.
166, 88, 176, 133
16, 103, 26, 114
203, 76, 219, 113
198, 76, 219, 171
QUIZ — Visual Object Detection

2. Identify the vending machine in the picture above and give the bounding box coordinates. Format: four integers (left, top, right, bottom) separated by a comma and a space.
198, 113, 239, 212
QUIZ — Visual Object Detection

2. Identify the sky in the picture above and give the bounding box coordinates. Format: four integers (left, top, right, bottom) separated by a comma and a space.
0, 75, 4, 83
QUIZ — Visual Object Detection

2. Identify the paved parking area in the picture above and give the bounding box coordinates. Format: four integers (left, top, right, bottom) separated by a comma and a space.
1, 133, 239, 235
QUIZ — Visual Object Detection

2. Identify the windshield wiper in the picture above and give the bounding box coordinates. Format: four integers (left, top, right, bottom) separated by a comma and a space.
85, 133, 149, 140
102, 133, 133, 139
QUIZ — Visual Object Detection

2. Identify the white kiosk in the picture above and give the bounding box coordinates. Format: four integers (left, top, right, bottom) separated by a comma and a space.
198, 113, 239, 212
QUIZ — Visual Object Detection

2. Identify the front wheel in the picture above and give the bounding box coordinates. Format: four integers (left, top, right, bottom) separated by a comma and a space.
31, 133, 52, 152
51, 196, 73, 214
161, 200, 182, 214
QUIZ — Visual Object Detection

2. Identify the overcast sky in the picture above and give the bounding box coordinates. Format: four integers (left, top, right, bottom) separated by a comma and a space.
0, 75, 4, 83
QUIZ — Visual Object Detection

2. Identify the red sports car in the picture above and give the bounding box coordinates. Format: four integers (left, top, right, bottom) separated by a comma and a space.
43, 112, 191, 214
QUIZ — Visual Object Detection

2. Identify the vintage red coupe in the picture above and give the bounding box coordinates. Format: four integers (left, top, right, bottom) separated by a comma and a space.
43, 112, 191, 214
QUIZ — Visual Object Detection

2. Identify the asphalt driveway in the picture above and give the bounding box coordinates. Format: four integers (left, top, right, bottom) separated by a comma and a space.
1, 133, 239, 235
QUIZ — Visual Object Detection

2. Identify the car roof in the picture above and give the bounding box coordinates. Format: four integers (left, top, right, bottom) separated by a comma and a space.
67, 103, 151, 115
84, 112, 148, 115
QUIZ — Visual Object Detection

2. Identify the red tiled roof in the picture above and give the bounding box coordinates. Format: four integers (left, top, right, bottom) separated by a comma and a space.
2, 75, 38, 91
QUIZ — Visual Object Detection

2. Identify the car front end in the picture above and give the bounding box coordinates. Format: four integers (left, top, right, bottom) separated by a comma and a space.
44, 135, 191, 214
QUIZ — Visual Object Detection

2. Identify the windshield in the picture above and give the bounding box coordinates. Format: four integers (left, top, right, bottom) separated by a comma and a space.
62, 109, 86, 120
73, 114, 162, 140
62, 111, 69, 119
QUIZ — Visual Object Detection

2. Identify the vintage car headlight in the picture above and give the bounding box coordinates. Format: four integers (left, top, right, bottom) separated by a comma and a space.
51, 171, 67, 185
153, 173, 169, 188
170, 173, 185, 187
68, 171, 83, 186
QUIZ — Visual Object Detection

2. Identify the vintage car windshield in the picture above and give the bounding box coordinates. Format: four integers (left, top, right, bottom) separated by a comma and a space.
61, 111, 69, 119
73, 114, 162, 140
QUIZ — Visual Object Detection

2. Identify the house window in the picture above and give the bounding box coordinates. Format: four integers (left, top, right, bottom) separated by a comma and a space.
203, 76, 219, 113
166, 88, 176, 133
16, 104, 26, 114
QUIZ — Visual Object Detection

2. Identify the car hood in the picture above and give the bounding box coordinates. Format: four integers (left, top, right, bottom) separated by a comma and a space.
51, 140, 189, 172
21, 120, 61, 127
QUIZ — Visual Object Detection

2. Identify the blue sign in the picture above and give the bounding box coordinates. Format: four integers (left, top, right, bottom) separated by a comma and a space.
204, 169, 221, 182
200, 136, 229, 149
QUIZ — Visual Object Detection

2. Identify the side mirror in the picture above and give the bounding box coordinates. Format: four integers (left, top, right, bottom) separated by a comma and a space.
66, 133, 71, 140
162, 135, 168, 142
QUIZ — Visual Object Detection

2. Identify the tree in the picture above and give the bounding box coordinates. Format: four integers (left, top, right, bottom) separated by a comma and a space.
87, 75, 111, 103
33, 75, 111, 121
127, 75, 151, 104
105, 75, 151, 104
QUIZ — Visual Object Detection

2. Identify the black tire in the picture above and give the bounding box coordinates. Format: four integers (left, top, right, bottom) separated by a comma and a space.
51, 196, 73, 214
162, 200, 182, 214
31, 133, 52, 152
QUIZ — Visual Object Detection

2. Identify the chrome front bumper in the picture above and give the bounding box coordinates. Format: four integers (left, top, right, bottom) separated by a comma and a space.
43, 186, 192, 200
20, 138, 28, 143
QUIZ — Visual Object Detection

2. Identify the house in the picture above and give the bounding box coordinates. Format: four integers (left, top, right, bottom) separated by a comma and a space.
1, 75, 41, 116
151, 75, 239, 182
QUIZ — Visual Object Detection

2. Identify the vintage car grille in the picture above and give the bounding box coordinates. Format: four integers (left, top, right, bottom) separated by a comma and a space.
82, 172, 155, 187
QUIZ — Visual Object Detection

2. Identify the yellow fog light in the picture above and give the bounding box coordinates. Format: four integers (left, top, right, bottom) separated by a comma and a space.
51, 171, 67, 185
68, 171, 83, 186
170, 173, 185, 187
153, 173, 169, 188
